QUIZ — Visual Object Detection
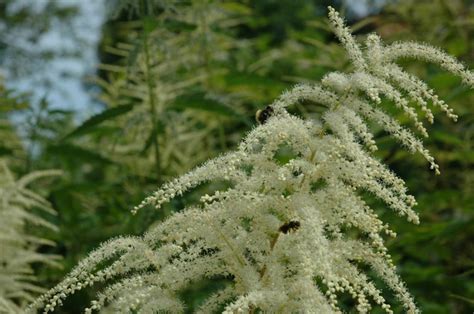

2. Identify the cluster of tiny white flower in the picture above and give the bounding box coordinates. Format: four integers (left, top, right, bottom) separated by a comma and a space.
28, 7, 473, 313
0, 161, 61, 313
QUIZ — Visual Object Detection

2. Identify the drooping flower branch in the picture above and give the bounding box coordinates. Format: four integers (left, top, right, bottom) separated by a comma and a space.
0, 161, 61, 313
29, 7, 473, 314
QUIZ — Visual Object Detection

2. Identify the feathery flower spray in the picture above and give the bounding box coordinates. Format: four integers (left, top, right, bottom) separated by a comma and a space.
0, 161, 61, 313
29, 7, 474, 313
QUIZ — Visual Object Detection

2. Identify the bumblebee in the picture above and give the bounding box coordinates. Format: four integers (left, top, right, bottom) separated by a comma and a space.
279, 220, 301, 234
255, 105, 274, 124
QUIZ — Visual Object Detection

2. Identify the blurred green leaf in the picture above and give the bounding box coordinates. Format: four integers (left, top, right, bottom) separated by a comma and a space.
63, 104, 134, 140
171, 91, 251, 125
47, 143, 114, 164
446, 37, 468, 56
431, 131, 464, 146
0, 146, 13, 156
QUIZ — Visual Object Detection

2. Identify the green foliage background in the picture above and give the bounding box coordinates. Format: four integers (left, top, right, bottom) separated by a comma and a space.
0, 0, 472, 312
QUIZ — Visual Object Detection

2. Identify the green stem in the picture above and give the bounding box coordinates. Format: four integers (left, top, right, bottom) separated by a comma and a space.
258, 232, 280, 281
197, 2, 228, 151
142, 10, 161, 183
249, 232, 280, 314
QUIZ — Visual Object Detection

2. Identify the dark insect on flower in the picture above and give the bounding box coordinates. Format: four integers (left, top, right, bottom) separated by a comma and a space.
255, 105, 274, 124
199, 247, 219, 257
292, 168, 302, 177
279, 220, 301, 234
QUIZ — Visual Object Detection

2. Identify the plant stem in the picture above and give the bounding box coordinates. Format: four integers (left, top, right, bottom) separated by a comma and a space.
142, 8, 161, 183
248, 232, 281, 314
258, 232, 280, 281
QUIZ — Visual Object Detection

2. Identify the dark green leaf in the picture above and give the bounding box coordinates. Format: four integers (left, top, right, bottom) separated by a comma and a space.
170, 92, 251, 125
0, 146, 13, 156
432, 131, 464, 146
63, 105, 134, 140
47, 143, 114, 164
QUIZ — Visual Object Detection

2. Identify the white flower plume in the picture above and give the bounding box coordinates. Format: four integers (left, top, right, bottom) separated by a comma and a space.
0, 161, 61, 313
29, 6, 473, 314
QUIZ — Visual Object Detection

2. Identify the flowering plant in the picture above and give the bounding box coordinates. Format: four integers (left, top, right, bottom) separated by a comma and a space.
29, 7, 473, 313
0, 162, 60, 313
